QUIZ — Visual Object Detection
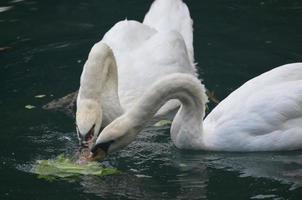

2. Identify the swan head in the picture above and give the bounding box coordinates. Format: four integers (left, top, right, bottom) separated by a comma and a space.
89, 116, 139, 160
76, 99, 102, 148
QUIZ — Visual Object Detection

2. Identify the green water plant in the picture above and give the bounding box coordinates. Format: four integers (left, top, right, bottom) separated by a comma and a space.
31, 154, 119, 181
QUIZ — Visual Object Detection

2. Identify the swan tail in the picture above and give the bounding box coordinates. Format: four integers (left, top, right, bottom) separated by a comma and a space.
143, 0, 194, 65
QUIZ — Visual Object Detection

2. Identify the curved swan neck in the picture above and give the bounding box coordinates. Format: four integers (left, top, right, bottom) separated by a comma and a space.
78, 42, 123, 126
126, 73, 208, 149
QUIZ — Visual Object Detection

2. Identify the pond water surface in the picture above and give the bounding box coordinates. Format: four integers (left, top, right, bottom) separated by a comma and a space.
1, 0, 302, 199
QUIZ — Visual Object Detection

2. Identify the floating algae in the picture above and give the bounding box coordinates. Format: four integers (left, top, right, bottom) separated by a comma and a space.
31, 154, 119, 181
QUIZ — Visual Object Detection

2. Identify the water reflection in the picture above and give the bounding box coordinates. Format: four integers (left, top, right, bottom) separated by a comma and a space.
24, 121, 302, 199
78, 155, 208, 199
80, 175, 163, 199
68, 137, 302, 199
0, 6, 12, 13
9, 107, 302, 199
2, 0, 302, 199
206, 152, 302, 190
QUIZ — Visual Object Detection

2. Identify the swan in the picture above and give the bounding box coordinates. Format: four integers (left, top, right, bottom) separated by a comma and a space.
76, 0, 197, 147
89, 63, 302, 160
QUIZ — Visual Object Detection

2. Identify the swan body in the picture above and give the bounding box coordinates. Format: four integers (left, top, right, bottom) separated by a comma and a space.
204, 63, 302, 151
91, 63, 302, 157
102, 21, 196, 112
76, 0, 196, 144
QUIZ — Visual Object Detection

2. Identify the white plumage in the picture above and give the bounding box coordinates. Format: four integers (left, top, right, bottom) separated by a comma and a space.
203, 63, 302, 151
94, 63, 302, 154
76, 0, 196, 143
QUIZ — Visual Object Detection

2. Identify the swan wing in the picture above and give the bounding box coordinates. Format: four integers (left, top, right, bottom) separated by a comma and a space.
204, 63, 302, 151
98, 1, 196, 115
102, 20, 196, 114
143, 0, 194, 65
102, 20, 156, 56
118, 30, 196, 114
207, 63, 302, 122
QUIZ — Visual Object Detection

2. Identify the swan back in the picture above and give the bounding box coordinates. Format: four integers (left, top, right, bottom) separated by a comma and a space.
98, 0, 196, 116
102, 20, 196, 115
204, 63, 302, 151
206, 63, 302, 125
102, 21, 156, 56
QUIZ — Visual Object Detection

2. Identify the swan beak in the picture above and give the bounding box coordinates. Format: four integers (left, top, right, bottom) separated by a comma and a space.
88, 148, 107, 161
80, 139, 94, 149
89, 140, 114, 161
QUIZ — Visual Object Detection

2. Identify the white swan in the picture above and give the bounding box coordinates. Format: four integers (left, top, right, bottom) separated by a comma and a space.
90, 63, 302, 160
76, 0, 196, 146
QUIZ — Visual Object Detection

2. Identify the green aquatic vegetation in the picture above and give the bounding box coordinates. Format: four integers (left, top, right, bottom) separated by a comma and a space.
153, 120, 172, 127
31, 154, 119, 181
25, 105, 36, 109
35, 94, 46, 98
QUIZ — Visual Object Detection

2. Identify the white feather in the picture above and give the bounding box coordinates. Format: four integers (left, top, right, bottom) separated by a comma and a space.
76, 0, 195, 139
96, 63, 302, 152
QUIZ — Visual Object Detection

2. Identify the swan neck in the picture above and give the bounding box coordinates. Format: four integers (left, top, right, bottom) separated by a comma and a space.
78, 42, 123, 126
127, 74, 208, 149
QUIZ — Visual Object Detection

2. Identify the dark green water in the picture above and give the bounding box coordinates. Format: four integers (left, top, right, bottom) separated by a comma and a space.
1, 0, 302, 199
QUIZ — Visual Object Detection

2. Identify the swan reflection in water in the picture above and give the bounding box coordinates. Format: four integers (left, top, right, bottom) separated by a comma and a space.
76, 125, 302, 198
77, 151, 302, 199
18, 120, 302, 199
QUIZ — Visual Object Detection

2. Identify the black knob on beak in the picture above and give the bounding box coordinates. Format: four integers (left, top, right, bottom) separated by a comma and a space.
88, 140, 114, 161
91, 140, 115, 154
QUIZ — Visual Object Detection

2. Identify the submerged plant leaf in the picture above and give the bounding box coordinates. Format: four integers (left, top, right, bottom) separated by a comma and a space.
154, 120, 172, 127
31, 154, 119, 181
25, 105, 36, 109
35, 94, 46, 98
